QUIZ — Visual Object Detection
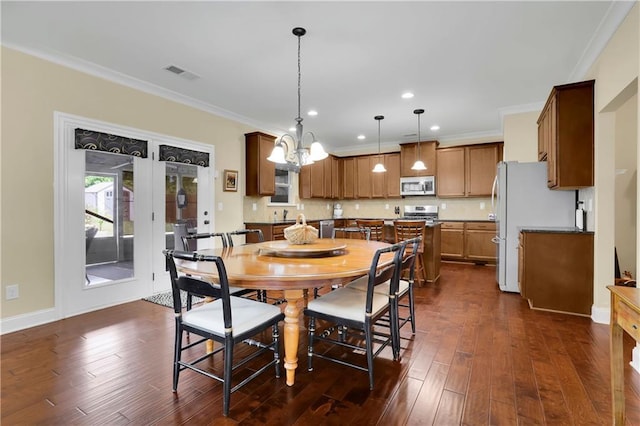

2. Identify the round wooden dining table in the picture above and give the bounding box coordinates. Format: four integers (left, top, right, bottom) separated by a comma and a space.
173, 238, 393, 386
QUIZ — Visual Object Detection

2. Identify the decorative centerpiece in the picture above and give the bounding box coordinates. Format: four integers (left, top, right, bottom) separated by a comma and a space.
284, 213, 318, 244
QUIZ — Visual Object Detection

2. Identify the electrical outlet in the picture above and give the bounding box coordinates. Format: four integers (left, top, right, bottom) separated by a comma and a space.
300, 203, 304, 210
355, 204, 360, 210
252, 203, 257, 211
218, 202, 223, 211
480, 202, 485, 210
326, 203, 330, 210
6, 285, 19, 300
385, 204, 389, 210
441, 203, 447, 210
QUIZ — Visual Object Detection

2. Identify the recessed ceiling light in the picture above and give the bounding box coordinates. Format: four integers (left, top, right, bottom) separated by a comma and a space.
430, 125, 440, 131
357, 135, 366, 140
401, 92, 414, 99
308, 110, 318, 116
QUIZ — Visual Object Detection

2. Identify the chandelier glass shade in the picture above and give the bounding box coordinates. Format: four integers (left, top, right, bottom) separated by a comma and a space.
411, 108, 427, 171
267, 27, 327, 171
372, 115, 386, 173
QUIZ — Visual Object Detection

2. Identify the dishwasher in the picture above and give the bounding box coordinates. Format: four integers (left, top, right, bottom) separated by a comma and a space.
319, 220, 335, 238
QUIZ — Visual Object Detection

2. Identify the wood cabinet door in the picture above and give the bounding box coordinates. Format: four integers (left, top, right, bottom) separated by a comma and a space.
342, 157, 356, 199
356, 156, 372, 198
298, 164, 311, 199
466, 144, 501, 197
436, 147, 465, 197
310, 161, 324, 198
245, 132, 276, 196
464, 229, 496, 262
371, 156, 385, 198
330, 156, 340, 199
323, 157, 333, 199
440, 222, 464, 259
385, 153, 401, 198
400, 142, 437, 177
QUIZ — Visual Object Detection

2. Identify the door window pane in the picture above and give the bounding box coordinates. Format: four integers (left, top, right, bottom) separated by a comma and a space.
165, 163, 198, 250
84, 151, 134, 285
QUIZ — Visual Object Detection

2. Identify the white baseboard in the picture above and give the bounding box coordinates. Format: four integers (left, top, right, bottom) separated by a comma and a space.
591, 305, 610, 325
0, 308, 59, 335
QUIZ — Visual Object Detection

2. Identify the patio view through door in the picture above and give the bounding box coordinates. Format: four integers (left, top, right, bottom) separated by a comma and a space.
55, 112, 215, 318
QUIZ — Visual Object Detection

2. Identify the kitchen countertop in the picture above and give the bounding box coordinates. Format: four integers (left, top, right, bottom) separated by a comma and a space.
519, 226, 593, 234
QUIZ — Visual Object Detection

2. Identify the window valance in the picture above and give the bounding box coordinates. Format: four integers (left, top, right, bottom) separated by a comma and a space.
158, 144, 209, 167
75, 128, 148, 158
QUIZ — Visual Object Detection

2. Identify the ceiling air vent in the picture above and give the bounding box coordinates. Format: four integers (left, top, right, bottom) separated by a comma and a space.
164, 65, 200, 81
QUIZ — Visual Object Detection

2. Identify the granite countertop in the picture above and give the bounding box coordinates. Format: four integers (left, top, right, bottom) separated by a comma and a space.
436, 219, 496, 223
519, 226, 593, 234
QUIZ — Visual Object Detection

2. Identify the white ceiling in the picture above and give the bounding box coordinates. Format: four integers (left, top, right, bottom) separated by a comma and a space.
1, 1, 634, 154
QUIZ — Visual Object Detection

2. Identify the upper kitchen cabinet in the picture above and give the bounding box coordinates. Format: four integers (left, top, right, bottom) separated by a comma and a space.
299, 155, 338, 199
436, 142, 503, 197
245, 132, 276, 196
537, 80, 594, 189
400, 141, 438, 177
385, 153, 401, 198
342, 157, 356, 199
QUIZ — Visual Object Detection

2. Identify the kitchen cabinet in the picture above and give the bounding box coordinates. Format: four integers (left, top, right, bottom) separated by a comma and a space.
537, 80, 594, 189
440, 221, 464, 260
245, 132, 276, 196
441, 221, 497, 263
385, 153, 401, 197
465, 222, 497, 262
356, 156, 372, 198
400, 142, 437, 177
342, 157, 356, 199
519, 230, 594, 316
299, 155, 338, 199
424, 223, 442, 283
436, 142, 503, 198
245, 220, 320, 242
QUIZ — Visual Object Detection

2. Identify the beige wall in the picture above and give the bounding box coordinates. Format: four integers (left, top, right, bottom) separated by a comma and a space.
615, 93, 638, 279
502, 111, 540, 162
1, 47, 253, 318
586, 4, 639, 312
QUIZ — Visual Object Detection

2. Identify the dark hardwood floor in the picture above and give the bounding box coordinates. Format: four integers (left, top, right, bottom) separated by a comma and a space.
3, 262, 640, 425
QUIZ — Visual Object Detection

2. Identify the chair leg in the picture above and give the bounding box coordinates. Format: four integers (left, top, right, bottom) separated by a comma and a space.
273, 323, 281, 378
365, 323, 375, 390
307, 317, 315, 371
408, 286, 416, 334
390, 299, 400, 361
223, 337, 233, 417
173, 325, 183, 392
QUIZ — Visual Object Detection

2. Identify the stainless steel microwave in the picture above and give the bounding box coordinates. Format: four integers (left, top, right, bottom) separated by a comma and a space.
400, 176, 435, 196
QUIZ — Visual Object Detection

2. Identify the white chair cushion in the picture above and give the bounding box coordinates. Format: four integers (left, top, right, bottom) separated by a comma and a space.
182, 296, 282, 337
306, 287, 390, 323
344, 275, 410, 296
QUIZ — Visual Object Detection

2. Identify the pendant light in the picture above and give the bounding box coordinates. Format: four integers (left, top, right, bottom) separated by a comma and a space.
267, 27, 327, 171
372, 115, 386, 173
411, 108, 427, 171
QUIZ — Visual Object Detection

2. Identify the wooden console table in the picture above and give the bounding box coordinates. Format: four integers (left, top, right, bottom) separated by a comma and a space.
608, 285, 640, 425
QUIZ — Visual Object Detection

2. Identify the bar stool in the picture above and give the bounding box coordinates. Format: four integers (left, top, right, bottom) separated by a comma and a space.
332, 226, 370, 240
393, 220, 427, 286
356, 219, 385, 241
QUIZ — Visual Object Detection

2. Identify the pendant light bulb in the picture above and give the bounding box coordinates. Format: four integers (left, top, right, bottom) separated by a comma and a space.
372, 115, 386, 173
411, 108, 427, 171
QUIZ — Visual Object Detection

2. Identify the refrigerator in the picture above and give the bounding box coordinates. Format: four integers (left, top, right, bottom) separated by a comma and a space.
493, 161, 576, 293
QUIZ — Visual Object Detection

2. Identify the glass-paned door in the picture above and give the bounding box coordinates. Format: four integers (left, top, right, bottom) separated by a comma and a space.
84, 151, 135, 285
165, 163, 199, 251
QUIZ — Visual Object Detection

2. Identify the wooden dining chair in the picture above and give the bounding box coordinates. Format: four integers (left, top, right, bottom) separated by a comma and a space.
181, 232, 256, 305
304, 241, 405, 389
163, 249, 284, 417
331, 226, 371, 240
393, 220, 427, 286
226, 229, 264, 246
345, 236, 420, 351
356, 219, 385, 241
226, 229, 267, 302
181, 232, 228, 251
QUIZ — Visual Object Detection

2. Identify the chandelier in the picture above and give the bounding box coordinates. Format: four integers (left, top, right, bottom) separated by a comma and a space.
267, 27, 327, 172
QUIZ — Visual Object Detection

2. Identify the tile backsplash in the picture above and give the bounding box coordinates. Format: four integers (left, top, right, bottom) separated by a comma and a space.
243, 196, 494, 222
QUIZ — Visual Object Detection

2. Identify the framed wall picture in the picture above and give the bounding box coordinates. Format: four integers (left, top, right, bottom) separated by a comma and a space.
223, 169, 238, 192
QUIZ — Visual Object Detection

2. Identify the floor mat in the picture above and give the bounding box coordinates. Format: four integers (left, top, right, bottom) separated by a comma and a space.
142, 290, 204, 308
